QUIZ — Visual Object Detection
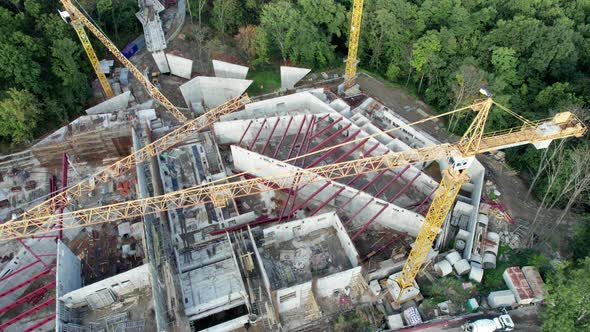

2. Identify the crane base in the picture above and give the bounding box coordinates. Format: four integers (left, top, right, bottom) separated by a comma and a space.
338, 83, 361, 97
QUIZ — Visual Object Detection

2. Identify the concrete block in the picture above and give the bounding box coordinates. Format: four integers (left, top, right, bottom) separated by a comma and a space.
281, 66, 311, 90
487, 290, 516, 308
503, 267, 535, 305
180, 76, 252, 109
85, 91, 131, 115
213, 60, 249, 79
166, 53, 193, 79
152, 51, 170, 73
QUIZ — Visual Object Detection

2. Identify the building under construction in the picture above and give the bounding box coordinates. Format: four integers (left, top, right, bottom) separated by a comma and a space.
0, 1, 586, 332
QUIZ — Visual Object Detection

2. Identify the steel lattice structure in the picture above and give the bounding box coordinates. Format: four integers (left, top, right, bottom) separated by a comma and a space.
60, 0, 188, 122
343, 0, 364, 90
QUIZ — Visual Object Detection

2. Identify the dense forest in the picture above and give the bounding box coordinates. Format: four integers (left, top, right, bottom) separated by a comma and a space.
1, 1, 590, 329
0, 0, 140, 147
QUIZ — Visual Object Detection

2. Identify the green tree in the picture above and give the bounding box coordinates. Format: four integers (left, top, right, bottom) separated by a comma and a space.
491, 47, 520, 85
212, 0, 243, 35
0, 88, 42, 144
411, 31, 442, 91
299, 0, 346, 37
543, 258, 590, 331
258, 1, 299, 62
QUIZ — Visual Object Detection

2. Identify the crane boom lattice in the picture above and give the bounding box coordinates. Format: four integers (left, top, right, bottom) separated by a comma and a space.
71, 21, 114, 99
1, 102, 585, 241
13, 95, 249, 224
60, 0, 188, 122
344, 0, 364, 90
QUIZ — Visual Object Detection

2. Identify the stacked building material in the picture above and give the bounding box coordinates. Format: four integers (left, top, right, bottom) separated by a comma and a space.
503, 267, 535, 305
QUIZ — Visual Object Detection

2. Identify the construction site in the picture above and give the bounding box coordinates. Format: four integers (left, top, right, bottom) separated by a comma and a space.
0, 1, 587, 332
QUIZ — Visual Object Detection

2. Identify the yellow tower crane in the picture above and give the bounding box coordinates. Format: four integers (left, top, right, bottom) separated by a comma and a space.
59, 0, 188, 123
10, 94, 249, 224
344, 0, 364, 90
59, 9, 114, 99
1, 99, 586, 310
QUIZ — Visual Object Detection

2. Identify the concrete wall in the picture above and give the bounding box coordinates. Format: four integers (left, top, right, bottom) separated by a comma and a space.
85, 91, 131, 115
316, 266, 362, 297
464, 159, 486, 261
276, 282, 311, 312
60, 264, 151, 308
262, 213, 360, 267
232, 146, 424, 237
213, 60, 249, 79
152, 50, 170, 73
280, 66, 311, 90
56, 240, 82, 297
221, 91, 334, 121
167, 53, 193, 79
180, 76, 252, 109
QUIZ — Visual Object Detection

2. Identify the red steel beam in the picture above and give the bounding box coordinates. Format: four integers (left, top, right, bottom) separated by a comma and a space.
351, 172, 422, 240
418, 185, 439, 214
306, 129, 361, 169
272, 116, 293, 159
308, 123, 352, 153
294, 116, 316, 167
238, 120, 254, 146
0, 269, 51, 298
309, 173, 365, 216
335, 168, 388, 213
0, 298, 55, 330
343, 168, 406, 227
316, 113, 331, 123
287, 116, 316, 219
287, 116, 307, 159
23, 314, 56, 332
388, 172, 422, 204
0, 281, 56, 315
17, 239, 53, 271
363, 233, 405, 261
248, 119, 267, 151
260, 118, 281, 155
288, 182, 331, 214
0, 260, 40, 282
332, 138, 370, 164
308, 117, 342, 141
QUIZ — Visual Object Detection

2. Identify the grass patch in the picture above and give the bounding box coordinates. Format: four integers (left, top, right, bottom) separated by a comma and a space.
246, 69, 281, 96
422, 276, 473, 305
332, 310, 374, 332
479, 245, 551, 292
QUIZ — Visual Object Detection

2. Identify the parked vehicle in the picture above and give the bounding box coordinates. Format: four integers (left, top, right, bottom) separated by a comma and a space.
463, 314, 515, 332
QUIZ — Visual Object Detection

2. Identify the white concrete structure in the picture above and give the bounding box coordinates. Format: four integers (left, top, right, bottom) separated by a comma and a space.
434, 260, 452, 277
213, 60, 249, 79
151, 51, 170, 73
60, 264, 151, 309
167, 53, 193, 79
85, 91, 131, 115
280, 66, 311, 90
232, 145, 425, 236
180, 76, 252, 109
136, 0, 166, 52
253, 213, 362, 315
